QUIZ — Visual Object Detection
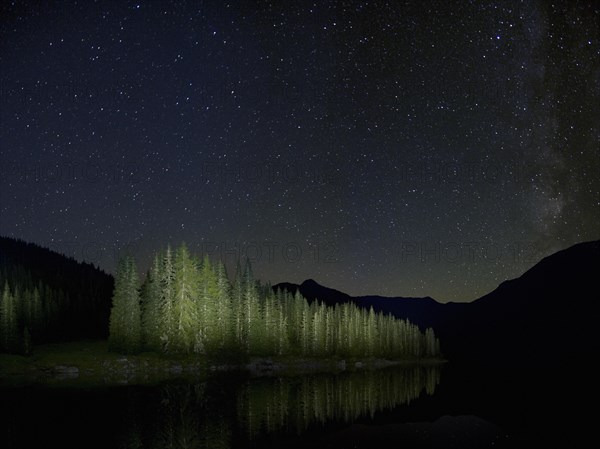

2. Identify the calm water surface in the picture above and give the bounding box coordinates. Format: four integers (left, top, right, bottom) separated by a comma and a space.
2, 362, 589, 448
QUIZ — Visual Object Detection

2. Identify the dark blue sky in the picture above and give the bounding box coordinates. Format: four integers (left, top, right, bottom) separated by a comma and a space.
1, 1, 598, 301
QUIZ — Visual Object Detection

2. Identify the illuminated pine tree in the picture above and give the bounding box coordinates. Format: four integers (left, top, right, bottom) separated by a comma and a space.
231, 260, 245, 347
242, 259, 262, 354
289, 291, 305, 352
324, 307, 334, 355
300, 301, 311, 355
200, 254, 225, 353
159, 246, 176, 352
262, 290, 287, 355
276, 304, 289, 355
263, 291, 276, 354
366, 307, 377, 357
140, 254, 162, 351
311, 302, 326, 356
214, 260, 233, 350
108, 257, 142, 354
171, 243, 200, 353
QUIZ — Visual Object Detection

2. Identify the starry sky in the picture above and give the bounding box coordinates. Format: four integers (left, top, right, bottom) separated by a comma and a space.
1, 1, 598, 302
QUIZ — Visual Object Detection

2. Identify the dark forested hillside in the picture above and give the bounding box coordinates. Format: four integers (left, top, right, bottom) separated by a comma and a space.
452, 239, 600, 361
0, 236, 113, 352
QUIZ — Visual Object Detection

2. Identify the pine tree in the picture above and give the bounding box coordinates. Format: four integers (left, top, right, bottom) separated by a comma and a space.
214, 261, 233, 351
0, 282, 19, 353
311, 302, 326, 356
159, 246, 176, 352
31, 287, 42, 339
231, 260, 245, 347
276, 302, 289, 355
366, 307, 377, 357
424, 328, 439, 357
324, 307, 334, 355
198, 255, 219, 353
289, 291, 305, 352
140, 254, 163, 351
108, 257, 142, 353
242, 259, 262, 354
172, 243, 200, 353
300, 300, 311, 355
263, 291, 276, 354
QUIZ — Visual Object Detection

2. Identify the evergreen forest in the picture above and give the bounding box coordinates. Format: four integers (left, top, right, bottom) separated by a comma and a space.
0, 237, 113, 353
108, 243, 441, 359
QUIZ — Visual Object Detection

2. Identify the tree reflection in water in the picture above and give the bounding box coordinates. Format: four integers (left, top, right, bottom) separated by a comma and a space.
119, 366, 441, 448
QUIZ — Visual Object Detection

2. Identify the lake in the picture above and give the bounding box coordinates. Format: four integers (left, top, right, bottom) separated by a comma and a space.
0, 361, 591, 448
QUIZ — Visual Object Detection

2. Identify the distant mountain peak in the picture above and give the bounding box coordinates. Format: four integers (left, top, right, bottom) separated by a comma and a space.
301, 278, 320, 286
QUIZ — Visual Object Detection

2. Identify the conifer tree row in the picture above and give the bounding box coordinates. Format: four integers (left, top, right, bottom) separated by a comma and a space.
108, 257, 142, 353
0, 280, 64, 354
0, 237, 114, 353
108, 243, 441, 358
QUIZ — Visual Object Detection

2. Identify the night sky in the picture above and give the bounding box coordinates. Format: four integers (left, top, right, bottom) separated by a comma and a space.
1, 1, 598, 302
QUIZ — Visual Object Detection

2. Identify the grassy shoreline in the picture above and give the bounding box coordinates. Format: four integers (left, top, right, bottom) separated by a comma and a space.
0, 340, 446, 387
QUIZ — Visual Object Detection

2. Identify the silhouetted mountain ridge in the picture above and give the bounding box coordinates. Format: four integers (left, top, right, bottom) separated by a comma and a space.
274, 240, 600, 362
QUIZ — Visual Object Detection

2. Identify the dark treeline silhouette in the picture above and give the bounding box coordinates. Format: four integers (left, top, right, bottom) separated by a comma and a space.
109, 243, 441, 359
0, 237, 113, 353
